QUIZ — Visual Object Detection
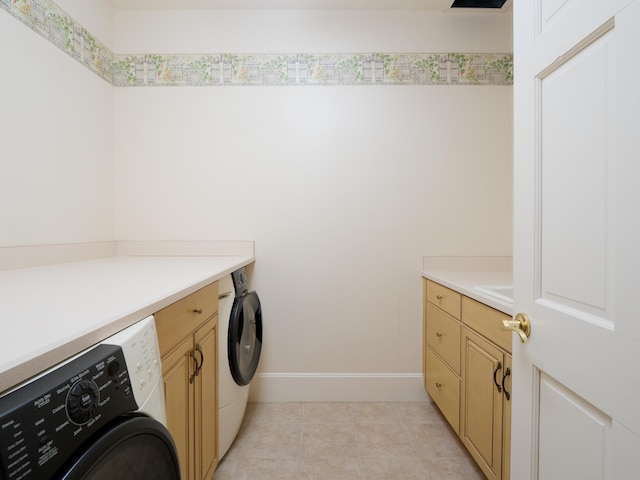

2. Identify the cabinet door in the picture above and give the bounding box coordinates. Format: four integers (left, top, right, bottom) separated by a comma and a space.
502, 354, 511, 480
194, 317, 218, 480
461, 327, 504, 480
162, 336, 195, 480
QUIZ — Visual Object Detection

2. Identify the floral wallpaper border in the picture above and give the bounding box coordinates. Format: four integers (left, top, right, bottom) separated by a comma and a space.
112, 52, 513, 86
3, 0, 114, 83
2, 0, 513, 87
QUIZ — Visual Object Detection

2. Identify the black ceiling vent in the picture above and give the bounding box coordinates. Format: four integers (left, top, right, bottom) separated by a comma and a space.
451, 0, 507, 8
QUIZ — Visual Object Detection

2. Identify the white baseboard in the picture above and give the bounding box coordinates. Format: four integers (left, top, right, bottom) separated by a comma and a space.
248, 373, 429, 403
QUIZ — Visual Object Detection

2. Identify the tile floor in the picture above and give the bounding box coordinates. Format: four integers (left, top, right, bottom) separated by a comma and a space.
212, 401, 485, 480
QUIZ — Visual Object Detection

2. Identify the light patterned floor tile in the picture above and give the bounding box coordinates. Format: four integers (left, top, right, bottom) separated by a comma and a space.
406, 422, 469, 458
360, 456, 427, 480
249, 402, 304, 424
349, 402, 402, 425
355, 423, 417, 458
233, 422, 302, 459
421, 456, 486, 480
211, 457, 252, 480
299, 457, 363, 480
213, 402, 487, 480
301, 423, 357, 457
395, 401, 448, 425
302, 402, 353, 424
248, 458, 300, 480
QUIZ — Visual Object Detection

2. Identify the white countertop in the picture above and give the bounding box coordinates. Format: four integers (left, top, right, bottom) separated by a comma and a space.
0, 255, 253, 394
421, 269, 513, 316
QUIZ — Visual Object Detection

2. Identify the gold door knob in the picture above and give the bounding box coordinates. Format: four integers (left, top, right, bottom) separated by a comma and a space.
502, 313, 531, 343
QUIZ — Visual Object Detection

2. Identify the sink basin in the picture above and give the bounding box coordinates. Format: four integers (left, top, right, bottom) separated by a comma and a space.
474, 285, 513, 303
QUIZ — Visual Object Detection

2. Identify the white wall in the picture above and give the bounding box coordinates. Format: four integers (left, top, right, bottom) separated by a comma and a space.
114, 9, 513, 400
0, 6, 114, 247
113, 9, 511, 53
55, 0, 114, 49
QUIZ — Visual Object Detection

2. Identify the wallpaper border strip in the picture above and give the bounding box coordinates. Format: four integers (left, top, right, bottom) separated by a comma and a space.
2, 0, 513, 87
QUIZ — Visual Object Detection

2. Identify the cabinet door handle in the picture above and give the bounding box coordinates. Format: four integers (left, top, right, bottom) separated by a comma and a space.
193, 308, 203, 314
189, 349, 198, 384
194, 343, 204, 377
435, 332, 443, 338
502, 367, 511, 400
436, 295, 443, 300
435, 382, 443, 389
493, 361, 503, 393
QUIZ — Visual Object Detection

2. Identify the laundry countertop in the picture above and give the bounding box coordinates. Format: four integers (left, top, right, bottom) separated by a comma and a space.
421, 256, 513, 315
0, 255, 254, 395
422, 269, 513, 315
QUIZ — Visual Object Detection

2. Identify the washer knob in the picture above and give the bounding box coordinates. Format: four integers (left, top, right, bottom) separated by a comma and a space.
67, 380, 100, 424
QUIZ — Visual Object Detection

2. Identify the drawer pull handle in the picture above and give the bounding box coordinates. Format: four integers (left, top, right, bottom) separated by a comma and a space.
502, 367, 511, 401
435, 382, 443, 389
435, 332, 443, 338
193, 308, 203, 314
436, 295, 443, 300
493, 361, 503, 393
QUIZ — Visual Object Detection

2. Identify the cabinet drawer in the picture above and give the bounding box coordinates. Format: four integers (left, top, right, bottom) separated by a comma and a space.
156, 282, 219, 357
425, 346, 460, 434
425, 303, 461, 374
426, 280, 461, 320
462, 297, 512, 354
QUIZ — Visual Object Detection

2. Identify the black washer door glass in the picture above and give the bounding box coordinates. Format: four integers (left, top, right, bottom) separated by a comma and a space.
60, 416, 180, 480
229, 291, 262, 386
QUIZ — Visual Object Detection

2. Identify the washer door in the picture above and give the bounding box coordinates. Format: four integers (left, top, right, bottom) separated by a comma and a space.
60, 415, 180, 480
228, 291, 262, 386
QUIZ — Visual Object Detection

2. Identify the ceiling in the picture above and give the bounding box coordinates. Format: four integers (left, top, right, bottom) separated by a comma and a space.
107, 0, 512, 12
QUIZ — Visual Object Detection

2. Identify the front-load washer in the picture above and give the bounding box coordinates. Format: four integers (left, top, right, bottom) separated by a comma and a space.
218, 267, 262, 459
0, 315, 179, 480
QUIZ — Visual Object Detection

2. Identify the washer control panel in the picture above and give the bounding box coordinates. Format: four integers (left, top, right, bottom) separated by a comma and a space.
0, 344, 138, 480
232, 267, 249, 296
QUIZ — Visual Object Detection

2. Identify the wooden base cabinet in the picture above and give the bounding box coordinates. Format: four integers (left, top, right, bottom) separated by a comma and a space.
156, 282, 219, 480
423, 279, 512, 480
461, 327, 511, 480
423, 280, 462, 434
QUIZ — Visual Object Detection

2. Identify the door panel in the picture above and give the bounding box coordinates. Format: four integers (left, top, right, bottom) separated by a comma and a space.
539, 27, 613, 321
537, 371, 611, 479
513, 0, 640, 478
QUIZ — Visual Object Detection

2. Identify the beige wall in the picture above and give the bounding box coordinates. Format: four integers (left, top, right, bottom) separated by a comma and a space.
113, 9, 513, 400
0, 8, 114, 247
0, 2, 513, 400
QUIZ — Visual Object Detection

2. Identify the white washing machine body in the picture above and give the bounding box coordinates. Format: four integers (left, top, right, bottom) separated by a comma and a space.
0, 315, 179, 480
217, 274, 250, 459
101, 315, 167, 426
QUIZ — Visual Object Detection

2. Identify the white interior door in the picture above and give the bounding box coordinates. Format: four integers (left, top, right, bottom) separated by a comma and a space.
512, 0, 640, 478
